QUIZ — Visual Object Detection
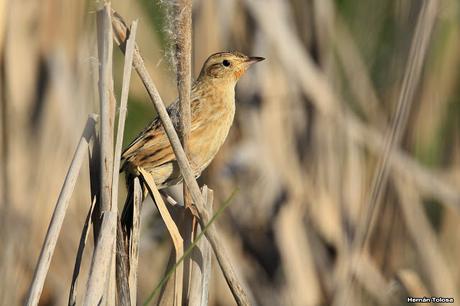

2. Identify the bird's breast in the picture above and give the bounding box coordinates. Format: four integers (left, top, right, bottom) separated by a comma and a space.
188, 88, 235, 172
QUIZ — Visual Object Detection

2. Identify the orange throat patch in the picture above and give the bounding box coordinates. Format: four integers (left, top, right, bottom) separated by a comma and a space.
234, 68, 245, 79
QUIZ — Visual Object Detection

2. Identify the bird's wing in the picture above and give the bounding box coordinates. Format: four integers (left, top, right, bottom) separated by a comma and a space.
121, 93, 202, 170
121, 116, 175, 169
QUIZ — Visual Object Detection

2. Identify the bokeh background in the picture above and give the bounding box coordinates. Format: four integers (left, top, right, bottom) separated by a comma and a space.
1, 0, 460, 305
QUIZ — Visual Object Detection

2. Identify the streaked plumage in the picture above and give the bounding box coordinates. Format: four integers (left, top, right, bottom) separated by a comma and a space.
121, 51, 264, 189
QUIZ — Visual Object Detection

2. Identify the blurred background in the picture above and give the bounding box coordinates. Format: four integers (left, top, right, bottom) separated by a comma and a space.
1, 0, 459, 305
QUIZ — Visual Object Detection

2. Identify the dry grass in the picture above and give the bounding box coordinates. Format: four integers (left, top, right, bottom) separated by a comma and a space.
1, 0, 460, 305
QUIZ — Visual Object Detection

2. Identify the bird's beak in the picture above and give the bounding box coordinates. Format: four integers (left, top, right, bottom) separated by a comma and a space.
245, 56, 265, 64
235, 56, 265, 78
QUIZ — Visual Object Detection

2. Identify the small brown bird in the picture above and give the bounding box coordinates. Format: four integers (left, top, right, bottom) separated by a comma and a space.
121, 51, 264, 190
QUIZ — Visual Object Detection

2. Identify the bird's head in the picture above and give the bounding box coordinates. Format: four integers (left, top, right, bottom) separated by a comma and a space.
198, 51, 264, 84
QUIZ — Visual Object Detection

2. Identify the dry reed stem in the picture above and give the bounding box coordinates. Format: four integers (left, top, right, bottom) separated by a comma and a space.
188, 186, 213, 306
97, 3, 115, 214
111, 19, 138, 305
111, 12, 251, 306
69, 197, 97, 306
106, 243, 116, 306
0, 0, 7, 225
138, 167, 184, 306
84, 4, 117, 305
174, 0, 193, 210
158, 249, 181, 306
25, 114, 97, 306
173, 1, 194, 303
177, 209, 194, 303
128, 177, 142, 305
116, 217, 132, 306
111, 19, 138, 237
83, 211, 117, 306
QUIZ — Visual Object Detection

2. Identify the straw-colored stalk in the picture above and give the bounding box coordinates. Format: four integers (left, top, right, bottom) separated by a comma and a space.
25, 115, 97, 306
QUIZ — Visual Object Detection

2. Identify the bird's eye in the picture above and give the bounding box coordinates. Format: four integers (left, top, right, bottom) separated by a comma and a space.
222, 59, 231, 67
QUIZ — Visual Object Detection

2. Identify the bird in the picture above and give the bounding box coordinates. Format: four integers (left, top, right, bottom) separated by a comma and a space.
121, 51, 264, 188
120, 51, 264, 227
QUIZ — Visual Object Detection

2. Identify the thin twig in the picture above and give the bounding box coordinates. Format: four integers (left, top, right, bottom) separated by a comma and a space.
26, 114, 98, 306
111, 12, 252, 306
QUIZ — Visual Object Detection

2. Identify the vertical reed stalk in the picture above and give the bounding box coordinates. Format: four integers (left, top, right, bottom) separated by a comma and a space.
26, 114, 97, 306
84, 4, 116, 304
174, 1, 193, 304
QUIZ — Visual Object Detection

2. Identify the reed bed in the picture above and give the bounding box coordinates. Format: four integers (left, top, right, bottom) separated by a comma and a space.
1, 0, 459, 305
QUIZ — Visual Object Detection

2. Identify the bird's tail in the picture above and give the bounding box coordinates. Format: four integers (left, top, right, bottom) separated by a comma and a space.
120, 172, 147, 238
120, 176, 134, 233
